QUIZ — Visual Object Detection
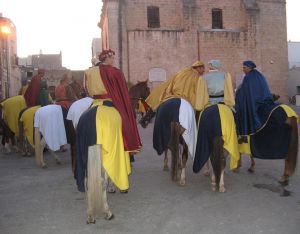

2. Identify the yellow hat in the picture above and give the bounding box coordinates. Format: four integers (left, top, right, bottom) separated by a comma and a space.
192, 60, 205, 68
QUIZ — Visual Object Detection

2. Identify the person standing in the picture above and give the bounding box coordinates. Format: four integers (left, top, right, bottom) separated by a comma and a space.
139, 61, 209, 127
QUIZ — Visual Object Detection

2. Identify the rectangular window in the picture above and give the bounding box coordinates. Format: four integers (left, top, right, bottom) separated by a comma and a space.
147, 6, 160, 28
212, 9, 223, 29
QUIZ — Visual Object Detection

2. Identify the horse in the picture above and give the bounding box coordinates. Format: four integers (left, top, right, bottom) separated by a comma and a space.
33, 104, 69, 168
66, 97, 94, 175
143, 98, 197, 186
75, 101, 133, 223
0, 95, 27, 153
193, 104, 240, 193
236, 104, 298, 188
18, 106, 40, 156
128, 81, 150, 117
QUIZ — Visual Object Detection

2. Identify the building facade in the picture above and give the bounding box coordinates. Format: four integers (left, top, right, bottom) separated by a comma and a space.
0, 14, 21, 99
92, 38, 102, 59
100, 0, 289, 100
288, 41, 300, 69
19, 51, 64, 70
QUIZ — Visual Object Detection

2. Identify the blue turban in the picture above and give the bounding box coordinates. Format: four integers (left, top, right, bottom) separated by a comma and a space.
243, 60, 256, 69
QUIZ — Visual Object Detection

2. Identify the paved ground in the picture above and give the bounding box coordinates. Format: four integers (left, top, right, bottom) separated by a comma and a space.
1, 108, 300, 234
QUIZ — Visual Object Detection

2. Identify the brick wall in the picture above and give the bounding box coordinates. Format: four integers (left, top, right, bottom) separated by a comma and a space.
101, 0, 288, 101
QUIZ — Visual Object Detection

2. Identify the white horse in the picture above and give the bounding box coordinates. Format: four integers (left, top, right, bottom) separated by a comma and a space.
34, 104, 67, 168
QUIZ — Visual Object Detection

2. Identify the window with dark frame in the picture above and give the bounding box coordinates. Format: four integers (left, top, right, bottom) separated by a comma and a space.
147, 6, 160, 28
212, 8, 223, 29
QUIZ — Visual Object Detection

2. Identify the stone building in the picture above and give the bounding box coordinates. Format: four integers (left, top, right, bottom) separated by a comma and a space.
100, 0, 289, 100
0, 14, 21, 99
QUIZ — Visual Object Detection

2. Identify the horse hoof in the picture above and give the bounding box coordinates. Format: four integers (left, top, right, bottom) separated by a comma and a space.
278, 179, 289, 187
104, 212, 114, 221
280, 188, 291, 197
56, 160, 61, 165
86, 216, 96, 224
248, 168, 254, 173
108, 188, 116, 193
179, 180, 186, 186
211, 186, 217, 192
41, 164, 48, 169
219, 186, 226, 193
120, 190, 128, 194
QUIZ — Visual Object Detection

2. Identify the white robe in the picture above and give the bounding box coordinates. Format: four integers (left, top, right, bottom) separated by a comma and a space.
66, 97, 93, 129
34, 104, 67, 151
179, 98, 197, 159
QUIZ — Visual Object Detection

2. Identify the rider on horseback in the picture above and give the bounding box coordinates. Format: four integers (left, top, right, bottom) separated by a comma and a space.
204, 60, 235, 107
139, 61, 209, 128
76, 49, 142, 193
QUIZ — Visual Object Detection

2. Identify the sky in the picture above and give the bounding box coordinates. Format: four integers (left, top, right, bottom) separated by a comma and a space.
0, 0, 102, 70
0, 0, 299, 70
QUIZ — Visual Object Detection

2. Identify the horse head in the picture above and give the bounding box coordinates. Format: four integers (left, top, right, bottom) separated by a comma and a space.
139, 108, 155, 128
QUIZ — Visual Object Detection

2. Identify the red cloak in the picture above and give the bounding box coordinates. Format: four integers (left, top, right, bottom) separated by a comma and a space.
99, 64, 142, 152
23, 75, 42, 107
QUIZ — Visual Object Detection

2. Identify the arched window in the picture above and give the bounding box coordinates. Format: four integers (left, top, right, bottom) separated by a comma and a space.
147, 6, 160, 28
212, 8, 223, 29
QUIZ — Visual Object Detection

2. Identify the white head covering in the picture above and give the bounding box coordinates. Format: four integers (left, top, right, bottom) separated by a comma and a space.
208, 60, 221, 70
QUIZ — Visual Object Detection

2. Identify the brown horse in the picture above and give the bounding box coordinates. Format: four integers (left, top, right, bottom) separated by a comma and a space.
193, 104, 239, 193
151, 98, 197, 186
128, 81, 150, 116
237, 105, 298, 187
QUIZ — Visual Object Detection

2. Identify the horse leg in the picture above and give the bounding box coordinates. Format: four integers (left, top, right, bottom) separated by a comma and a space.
203, 161, 210, 177
232, 157, 242, 173
219, 151, 228, 193
47, 147, 61, 165
39, 138, 47, 168
210, 137, 225, 192
103, 172, 114, 220
34, 127, 46, 168
211, 169, 217, 192
86, 145, 113, 223
179, 142, 188, 186
107, 177, 116, 193
163, 149, 169, 171
18, 121, 26, 156
247, 156, 255, 173
279, 117, 298, 186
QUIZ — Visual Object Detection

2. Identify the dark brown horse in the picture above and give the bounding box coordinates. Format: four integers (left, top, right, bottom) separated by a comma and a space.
151, 98, 197, 186
128, 81, 150, 116
237, 106, 298, 188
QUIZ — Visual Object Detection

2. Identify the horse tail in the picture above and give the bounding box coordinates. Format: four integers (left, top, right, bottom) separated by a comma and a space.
86, 145, 104, 221
286, 117, 298, 176
169, 122, 179, 181
210, 137, 224, 187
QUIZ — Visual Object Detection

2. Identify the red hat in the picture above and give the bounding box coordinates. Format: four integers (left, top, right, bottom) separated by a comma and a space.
98, 49, 115, 62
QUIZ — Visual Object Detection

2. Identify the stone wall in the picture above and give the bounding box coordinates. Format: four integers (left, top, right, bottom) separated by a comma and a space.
101, 0, 289, 101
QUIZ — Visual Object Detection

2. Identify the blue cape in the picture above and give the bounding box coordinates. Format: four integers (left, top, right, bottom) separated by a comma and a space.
235, 69, 277, 135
